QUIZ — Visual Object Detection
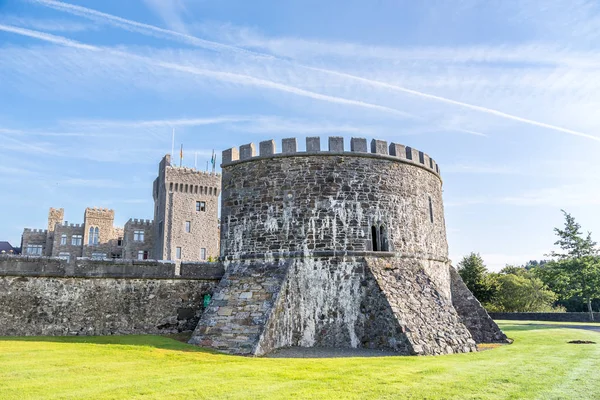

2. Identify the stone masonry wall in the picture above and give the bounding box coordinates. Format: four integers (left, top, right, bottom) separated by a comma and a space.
190, 255, 476, 356
21, 229, 48, 256
123, 219, 154, 259
257, 256, 412, 356
366, 257, 477, 354
46, 207, 64, 256
51, 222, 84, 260
450, 267, 508, 343
153, 161, 221, 261
0, 256, 223, 336
220, 138, 451, 297
82, 207, 122, 258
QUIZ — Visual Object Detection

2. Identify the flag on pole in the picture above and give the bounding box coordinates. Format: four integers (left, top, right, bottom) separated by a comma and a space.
210, 150, 215, 170
180, 144, 183, 167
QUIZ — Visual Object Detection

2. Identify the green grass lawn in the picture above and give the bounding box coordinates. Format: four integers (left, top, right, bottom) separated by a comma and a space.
1, 322, 599, 400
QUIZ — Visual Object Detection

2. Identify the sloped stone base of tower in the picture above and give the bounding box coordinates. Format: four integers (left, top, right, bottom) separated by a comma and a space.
449, 266, 509, 343
189, 255, 478, 356
188, 260, 290, 354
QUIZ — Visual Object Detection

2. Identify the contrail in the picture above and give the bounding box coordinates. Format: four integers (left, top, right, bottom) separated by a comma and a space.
28, 0, 600, 143
0, 24, 412, 119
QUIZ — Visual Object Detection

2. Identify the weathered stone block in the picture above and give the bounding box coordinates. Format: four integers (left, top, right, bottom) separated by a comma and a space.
306, 137, 321, 152
389, 143, 406, 158
371, 139, 388, 155
240, 143, 256, 160
350, 137, 368, 152
282, 138, 297, 153
259, 140, 276, 157
328, 137, 344, 152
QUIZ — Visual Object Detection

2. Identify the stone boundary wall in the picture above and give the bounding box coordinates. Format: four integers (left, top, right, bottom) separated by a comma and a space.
0, 255, 224, 337
489, 312, 600, 323
0, 255, 224, 280
222, 136, 441, 178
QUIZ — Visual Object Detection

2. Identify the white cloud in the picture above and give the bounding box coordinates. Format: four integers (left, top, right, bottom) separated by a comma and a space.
0, 15, 94, 32
142, 0, 189, 34
25, 1, 600, 142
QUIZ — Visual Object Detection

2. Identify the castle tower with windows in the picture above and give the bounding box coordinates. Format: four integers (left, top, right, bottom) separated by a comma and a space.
152, 154, 221, 262
21, 155, 220, 262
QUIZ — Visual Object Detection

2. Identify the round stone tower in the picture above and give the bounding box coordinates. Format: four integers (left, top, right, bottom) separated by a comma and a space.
219, 136, 451, 296
190, 136, 507, 356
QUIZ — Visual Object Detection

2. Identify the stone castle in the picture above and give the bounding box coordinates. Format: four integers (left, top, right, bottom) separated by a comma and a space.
1, 136, 507, 357
21, 154, 220, 262
189, 137, 507, 355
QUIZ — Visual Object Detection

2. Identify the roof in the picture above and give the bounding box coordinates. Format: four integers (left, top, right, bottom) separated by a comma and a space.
0, 241, 15, 252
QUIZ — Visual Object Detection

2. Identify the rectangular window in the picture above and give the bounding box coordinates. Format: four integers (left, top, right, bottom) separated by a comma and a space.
60, 234, 67, 245
137, 250, 149, 260
133, 230, 145, 242
176, 247, 182, 259
71, 235, 82, 246
185, 221, 191, 233
196, 201, 206, 212
91, 252, 106, 260
26, 245, 43, 255
58, 252, 70, 262
200, 248, 206, 260
117, 237, 123, 247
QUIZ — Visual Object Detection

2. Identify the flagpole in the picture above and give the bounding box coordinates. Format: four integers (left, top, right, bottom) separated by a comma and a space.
180, 144, 183, 167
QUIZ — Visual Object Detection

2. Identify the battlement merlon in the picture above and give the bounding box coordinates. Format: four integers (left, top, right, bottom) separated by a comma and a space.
221, 137, 441, 177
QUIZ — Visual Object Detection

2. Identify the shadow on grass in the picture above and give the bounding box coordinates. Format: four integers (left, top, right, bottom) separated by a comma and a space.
0, 333, 224, 355
501, 324, 557, 332
503, 323, 600, 332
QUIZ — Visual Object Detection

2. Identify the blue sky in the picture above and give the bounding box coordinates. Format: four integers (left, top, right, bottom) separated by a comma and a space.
1, 0, 600, 270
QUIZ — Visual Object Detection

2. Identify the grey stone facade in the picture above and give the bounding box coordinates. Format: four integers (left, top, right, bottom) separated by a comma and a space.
123, 219, 154, 260
190, 136, 507, 356
152, 155, 221, 262
20, 155, 220, 262
0, 255, 222, 336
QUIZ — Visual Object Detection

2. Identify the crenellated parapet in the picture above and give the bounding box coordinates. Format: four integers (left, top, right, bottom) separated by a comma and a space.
84, 207, 115, 220
222, 136, 441, 177
125, 218, 154, 226
23, 228, 48, 234
59, 222, 83, 228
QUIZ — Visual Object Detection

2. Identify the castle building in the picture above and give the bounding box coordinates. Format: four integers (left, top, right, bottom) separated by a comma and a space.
152, 155, 221, 262
189, 136, 507, 356
20, 154, 220, 262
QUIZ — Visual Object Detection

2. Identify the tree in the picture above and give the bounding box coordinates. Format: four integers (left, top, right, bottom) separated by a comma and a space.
543, 210, 600, 320
457, 253, 497, 304
487, 267, 557, 312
